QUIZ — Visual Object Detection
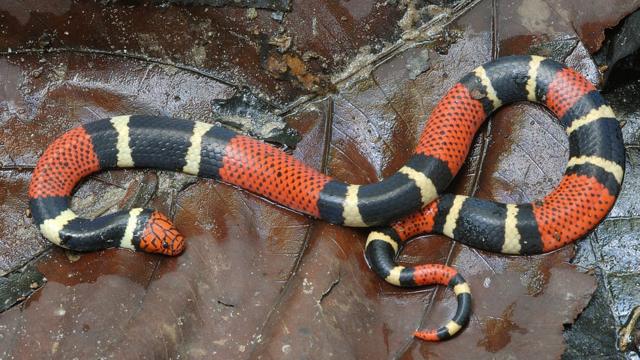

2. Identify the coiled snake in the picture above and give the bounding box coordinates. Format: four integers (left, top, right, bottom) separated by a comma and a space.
28, 56, 625, 341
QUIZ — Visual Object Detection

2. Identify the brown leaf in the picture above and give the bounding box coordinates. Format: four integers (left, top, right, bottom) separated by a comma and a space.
2, 0, 638, 358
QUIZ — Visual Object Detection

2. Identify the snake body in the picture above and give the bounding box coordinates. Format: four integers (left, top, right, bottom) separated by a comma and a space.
28, 56, 624, 341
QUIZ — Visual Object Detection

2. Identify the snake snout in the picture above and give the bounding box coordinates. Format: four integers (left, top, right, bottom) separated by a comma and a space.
137, 210, 185, 256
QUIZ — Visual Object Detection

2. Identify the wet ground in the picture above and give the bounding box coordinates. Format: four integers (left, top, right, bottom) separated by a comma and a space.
0, 0, 639, 359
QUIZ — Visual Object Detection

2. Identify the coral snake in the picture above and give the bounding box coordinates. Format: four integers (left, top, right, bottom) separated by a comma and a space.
28, 55, 625, 342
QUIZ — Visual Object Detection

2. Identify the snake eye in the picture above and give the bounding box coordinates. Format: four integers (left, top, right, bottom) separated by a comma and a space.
162, 241, 169, 249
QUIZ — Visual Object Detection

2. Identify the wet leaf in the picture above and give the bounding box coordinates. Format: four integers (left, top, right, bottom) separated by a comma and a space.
1, 0, 639, 359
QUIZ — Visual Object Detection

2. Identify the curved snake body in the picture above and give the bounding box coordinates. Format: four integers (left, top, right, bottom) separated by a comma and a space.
28, 56, 625, 341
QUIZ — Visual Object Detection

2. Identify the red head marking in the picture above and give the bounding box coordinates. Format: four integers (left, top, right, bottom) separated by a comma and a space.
138, 211, 185, 256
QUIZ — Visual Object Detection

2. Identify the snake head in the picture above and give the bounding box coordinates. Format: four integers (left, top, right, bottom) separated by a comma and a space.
136, 211, 185, 256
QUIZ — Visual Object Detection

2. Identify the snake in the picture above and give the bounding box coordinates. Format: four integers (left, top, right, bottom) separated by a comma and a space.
27, 55, 625, 342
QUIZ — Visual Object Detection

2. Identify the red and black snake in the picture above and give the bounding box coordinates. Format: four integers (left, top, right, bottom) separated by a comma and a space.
28, 55, 625, 342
